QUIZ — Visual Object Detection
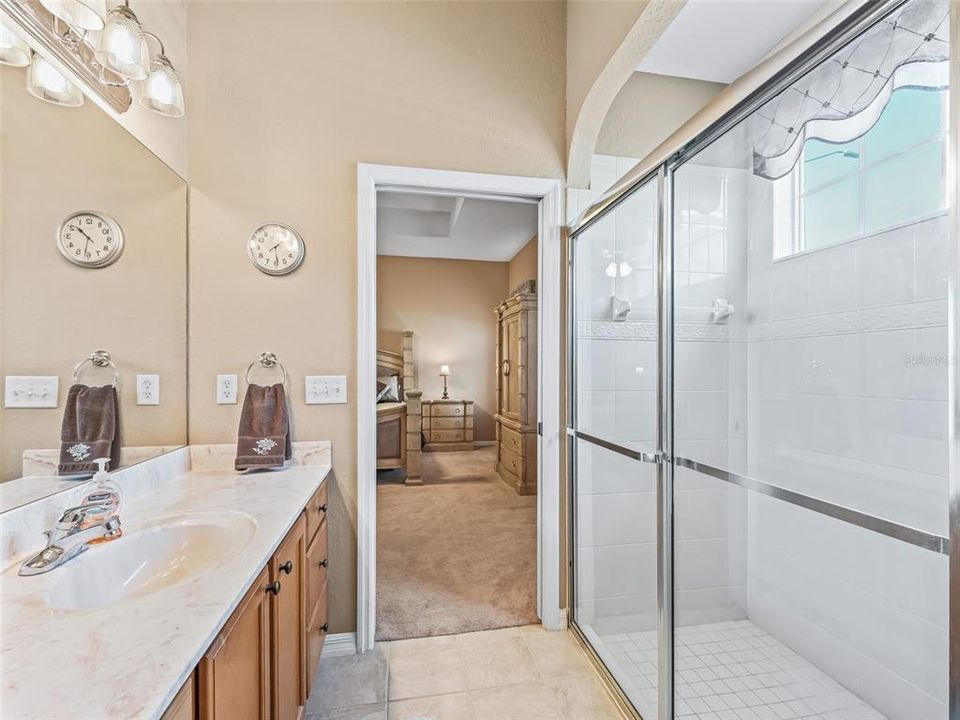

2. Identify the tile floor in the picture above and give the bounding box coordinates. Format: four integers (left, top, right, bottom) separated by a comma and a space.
598, 619, 885, 720
305, 625, 627, 720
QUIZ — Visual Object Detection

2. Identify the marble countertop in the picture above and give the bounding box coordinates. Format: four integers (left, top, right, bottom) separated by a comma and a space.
0, 459, 330, 720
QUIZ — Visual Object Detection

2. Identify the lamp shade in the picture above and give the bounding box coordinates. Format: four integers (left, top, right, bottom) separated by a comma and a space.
40, 0, 105, 31
439, 365, 450, 377
140, 54, 183, 117
96, 3, 148, 81
26, 53, 83, 106
0, 23, 30, 67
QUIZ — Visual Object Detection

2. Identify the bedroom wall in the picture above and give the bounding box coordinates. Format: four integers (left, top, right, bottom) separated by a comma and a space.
377, 256, 508, 442
508, 235, 538, 292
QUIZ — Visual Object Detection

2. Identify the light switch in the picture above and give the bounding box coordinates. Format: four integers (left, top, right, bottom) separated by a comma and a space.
137, 375, 160, 405
217, 374, 238, 404
306, 375, 347, 404
4, 376, 58, 408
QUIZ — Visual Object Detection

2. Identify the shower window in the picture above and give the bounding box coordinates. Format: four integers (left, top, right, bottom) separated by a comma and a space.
774, 88, 947, 259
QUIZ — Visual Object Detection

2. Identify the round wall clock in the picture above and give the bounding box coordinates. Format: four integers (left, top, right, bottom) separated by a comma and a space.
57, 211, 124, 268
247, 223, 305, 276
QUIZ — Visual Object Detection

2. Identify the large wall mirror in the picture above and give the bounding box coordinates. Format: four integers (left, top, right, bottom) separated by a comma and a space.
0, 45, 187, 511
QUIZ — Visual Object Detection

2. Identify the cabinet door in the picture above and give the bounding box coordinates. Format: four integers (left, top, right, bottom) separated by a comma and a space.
199, 568, 271, 720
500, 312, 521, 419
270, 515, 307, 720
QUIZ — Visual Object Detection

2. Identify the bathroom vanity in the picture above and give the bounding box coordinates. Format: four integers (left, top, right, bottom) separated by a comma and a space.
0, 443, 331, 720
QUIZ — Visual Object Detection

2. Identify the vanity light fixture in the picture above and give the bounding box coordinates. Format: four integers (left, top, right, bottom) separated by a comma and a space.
26, 51, 83, 106
96, 0, 148, 82
0, 23, 30, 67
139, 31, 183, 117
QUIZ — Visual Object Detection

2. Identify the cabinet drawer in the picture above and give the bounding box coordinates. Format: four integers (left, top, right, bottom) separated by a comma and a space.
306, 580, 328, 695
430, 429, 464, 442
305, 484, 328, 545
499, 445, 522, 477
431, 417, 463, 430
500, 425, 522, 454
306, 522, 328, 618
432, 404, 465, 417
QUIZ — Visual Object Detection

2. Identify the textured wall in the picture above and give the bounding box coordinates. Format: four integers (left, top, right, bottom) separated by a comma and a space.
186, 0, 565, 633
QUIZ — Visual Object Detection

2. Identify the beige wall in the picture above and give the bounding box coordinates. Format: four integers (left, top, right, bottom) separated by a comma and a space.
186, 0, 565, 633
377, 256, 507, 441
597, 71, 725, 160
0, 65, 188, 482
508, 235, 538, 292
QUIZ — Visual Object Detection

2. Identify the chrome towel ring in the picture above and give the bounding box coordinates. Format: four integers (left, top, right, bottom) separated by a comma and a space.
72, 350, 120, 387
245, 352, 288, 385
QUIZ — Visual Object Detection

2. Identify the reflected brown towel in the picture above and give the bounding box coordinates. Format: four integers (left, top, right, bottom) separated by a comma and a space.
58, 384, 121, 475
235, 383, 292, 471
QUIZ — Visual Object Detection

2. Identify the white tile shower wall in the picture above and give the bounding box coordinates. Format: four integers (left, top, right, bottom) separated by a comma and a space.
744, 165, 950, 717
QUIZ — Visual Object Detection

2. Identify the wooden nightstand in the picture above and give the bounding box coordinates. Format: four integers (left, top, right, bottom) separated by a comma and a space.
421, 399, 474, 452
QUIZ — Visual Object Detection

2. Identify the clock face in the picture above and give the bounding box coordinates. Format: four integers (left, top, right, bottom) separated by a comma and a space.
57, 212, 124, 268
247, 223, 305, 276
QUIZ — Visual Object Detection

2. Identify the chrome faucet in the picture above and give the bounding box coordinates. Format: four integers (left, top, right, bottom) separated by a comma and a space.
19, 502, 122, 576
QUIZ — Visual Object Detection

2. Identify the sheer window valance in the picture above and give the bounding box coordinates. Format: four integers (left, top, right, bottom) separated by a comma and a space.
751, 0, 949, 180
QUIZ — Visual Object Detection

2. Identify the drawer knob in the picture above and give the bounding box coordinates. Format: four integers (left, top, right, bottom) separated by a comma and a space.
318, 558, 328, 568
266, 580, 281, 595
319, 504, 328, 513
279, 560, 294, 574
319, 623, 329, 633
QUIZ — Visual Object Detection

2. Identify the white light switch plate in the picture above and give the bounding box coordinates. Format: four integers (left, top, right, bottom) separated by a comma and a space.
4, 376, 58, 408
217, 374, 238, 404
136, 374, 160, 405
305, 375, 347, 404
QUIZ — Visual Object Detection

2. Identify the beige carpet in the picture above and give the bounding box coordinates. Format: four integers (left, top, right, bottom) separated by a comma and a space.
375, 446, 537, 641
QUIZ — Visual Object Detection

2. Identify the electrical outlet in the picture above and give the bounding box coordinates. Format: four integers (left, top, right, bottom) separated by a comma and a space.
305, 375, 347, 405
217, 374, 238, 404
136, 374, 160, 405
4, 376, 58, 408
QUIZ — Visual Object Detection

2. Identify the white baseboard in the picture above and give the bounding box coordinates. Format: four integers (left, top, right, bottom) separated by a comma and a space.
322, 632, 358, 657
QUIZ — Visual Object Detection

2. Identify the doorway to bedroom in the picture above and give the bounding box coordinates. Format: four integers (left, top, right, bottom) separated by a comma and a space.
373, 187, 540, 641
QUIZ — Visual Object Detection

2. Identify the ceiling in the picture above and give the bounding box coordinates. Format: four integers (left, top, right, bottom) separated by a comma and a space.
637, 0, 832, 84
376, 191, 538, 262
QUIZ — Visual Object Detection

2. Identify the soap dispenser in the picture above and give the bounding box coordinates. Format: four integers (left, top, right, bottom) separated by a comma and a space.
79, 457, 122, 543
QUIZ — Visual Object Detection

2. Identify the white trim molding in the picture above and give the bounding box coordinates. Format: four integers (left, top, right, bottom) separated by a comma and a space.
357, 163, 565, 652
322, 632, 358, 658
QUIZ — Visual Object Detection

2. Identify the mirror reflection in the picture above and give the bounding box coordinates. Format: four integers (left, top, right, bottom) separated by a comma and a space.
0, 54, 187, 511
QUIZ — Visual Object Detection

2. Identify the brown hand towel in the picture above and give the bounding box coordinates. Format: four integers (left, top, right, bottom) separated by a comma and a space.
58, 384, 121, 476
235, 383, 292, 471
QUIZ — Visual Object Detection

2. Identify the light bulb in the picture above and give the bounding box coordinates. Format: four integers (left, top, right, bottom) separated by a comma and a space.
0, 23, 29, 67
96, 4, 148, 80
26, 53, 84, 106
139, 54, 184, 117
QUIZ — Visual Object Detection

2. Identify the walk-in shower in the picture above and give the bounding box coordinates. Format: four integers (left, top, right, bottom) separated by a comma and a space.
568, 1, 953, 718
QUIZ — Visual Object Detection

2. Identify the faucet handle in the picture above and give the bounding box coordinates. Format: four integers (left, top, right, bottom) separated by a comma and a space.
56, 503, 111, 529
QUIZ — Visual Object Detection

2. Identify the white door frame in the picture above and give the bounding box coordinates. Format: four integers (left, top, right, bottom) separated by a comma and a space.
356, 163, 564, 653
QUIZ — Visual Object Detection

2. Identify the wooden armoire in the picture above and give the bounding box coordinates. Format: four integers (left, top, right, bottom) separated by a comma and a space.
494, 283, 537, 495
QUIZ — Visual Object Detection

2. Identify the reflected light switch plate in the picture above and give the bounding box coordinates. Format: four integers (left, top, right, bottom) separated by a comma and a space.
4, 376, 59, 408
306, 375, 347, 404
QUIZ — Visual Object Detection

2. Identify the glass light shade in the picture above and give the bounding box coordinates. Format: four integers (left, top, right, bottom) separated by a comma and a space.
40, 0, 105, 30
26, 53, 84, 106
439, 365, 451, 377
96, 4, 148, 80
139, 55, 183, 117
0, 23, 30, 67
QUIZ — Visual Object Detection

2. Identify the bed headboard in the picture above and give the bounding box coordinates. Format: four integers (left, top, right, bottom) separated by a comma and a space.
376, 330, 416, 400
376, 348, 405, 398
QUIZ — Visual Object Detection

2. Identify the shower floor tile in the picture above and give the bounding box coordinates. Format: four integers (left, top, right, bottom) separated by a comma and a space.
598, 619, 886, 720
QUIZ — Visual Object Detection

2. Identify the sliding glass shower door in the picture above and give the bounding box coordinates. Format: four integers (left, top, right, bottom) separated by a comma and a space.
569, 1, 952, 719
571, 176, 663, 719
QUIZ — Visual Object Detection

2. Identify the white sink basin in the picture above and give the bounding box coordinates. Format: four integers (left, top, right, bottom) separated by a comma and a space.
44, 510, 257, 610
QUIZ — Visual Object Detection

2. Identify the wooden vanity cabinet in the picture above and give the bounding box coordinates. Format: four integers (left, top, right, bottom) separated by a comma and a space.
199, 567, 272, 720
270, 515, 307, 720
194, 482, 328, 720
